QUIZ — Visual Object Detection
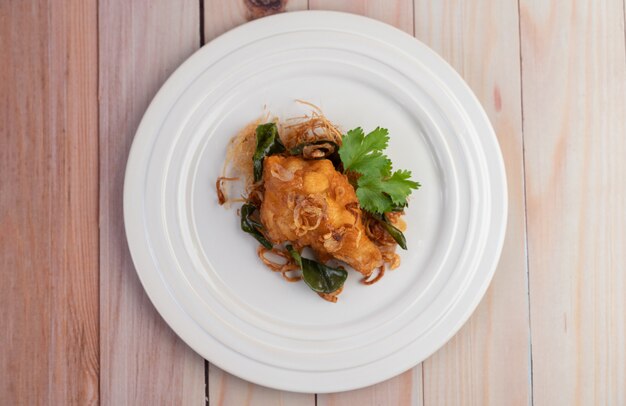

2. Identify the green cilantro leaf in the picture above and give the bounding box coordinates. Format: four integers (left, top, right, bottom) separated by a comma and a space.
356, 170, 420, 213
339, 127, 420, 213
379, 170, 421, 205
356, 174, 394, 213
352, 152, 392, 178
339, 127, 391, 177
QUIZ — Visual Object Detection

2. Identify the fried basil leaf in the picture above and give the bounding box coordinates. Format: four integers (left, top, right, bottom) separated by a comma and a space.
370, 212, 407, 250
253, 123, 286, 182
286, 245, 347, 294
290, 140, 341, 169
240, 203, 272, 249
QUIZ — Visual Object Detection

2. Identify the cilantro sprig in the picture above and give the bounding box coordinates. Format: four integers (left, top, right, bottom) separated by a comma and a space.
338, 127, 420, 214
339, 127, 392, 177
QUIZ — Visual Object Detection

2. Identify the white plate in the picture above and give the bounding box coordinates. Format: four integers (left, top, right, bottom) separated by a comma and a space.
124, 11, 507, 393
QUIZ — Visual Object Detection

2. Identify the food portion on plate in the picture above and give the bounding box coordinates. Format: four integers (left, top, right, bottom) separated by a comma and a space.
216, 103, 420, 302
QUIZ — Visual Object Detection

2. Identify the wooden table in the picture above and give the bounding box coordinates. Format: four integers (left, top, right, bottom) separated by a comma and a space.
2, 0, 625, 404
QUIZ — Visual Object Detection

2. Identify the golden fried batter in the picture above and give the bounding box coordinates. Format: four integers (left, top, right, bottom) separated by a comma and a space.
260, 155, 383, 275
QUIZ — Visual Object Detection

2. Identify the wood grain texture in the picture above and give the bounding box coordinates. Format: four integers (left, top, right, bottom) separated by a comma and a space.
203, 0, 308, 42
309, 1, 421, 403
98, 1, 205, 404
310, 0, 414, 34
317, 369, 423, 406
209, 367, 315, 406
203, 1, 314, 404
520, 0, 626, 404
414, 1, 531, 405
0, 0, 99, 404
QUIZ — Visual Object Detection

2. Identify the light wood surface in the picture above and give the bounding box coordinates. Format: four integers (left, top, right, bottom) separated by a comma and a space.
2, 0, 625, 404
203, 0, 308, 43
0, 1, 99, 404
414, 1, 532, 405
98, 0, 205, 404
310, 0, 414, 34
520, 0, 626, 405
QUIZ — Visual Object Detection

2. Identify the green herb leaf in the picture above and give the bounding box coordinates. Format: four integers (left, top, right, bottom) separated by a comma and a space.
339, 127, 391, 177
240, 203, 273, 249
356, 175, 394, 213
390, 201, 408, 212
252, 123, 285, 182
356, 170, 420, 213
339, 127, 420, 213
379, 170, 421, 205
370, 212, 408, 250
286, 245, 348, 294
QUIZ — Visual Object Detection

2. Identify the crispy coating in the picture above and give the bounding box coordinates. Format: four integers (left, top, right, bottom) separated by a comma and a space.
260, 155, 383, 275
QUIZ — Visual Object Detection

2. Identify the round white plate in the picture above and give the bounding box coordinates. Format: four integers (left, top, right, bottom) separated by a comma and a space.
124, 11, 507, 393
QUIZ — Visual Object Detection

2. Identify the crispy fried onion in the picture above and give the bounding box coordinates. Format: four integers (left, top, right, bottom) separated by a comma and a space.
257, 246, 301, 282
320, 205, 362, 252
380, 246, 401, 270
216, 177, 240, 205
321, 228, 347, 253
281, 101, 343, 148
245, 182, 264, 207
364, 215, 397, 246
362, 266, 386, 285
292, 194, 327, 236
344, 202, 363, 248
222, 121, 259, 187
217, 119, 264, 207
302, 142, 336, 159
363, 211, 404, 272
269, 164, 294, 182
317, 285, 344, 303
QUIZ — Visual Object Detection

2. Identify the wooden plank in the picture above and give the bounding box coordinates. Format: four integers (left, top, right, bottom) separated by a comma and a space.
203, 0, 308, 42
310, 0, 414, 34
520, 0, 626, 404
98, 1, 205, 404
209, 367, 315, 406
203, 1, 313, 404
413, 1, 532, 405
308, 0, 420, 403
0, 0, 99, 404
317, 369, 423, 406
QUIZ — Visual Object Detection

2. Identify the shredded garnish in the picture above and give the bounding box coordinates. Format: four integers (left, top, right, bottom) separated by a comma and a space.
362, 266, 386, 285
342, 202, 363, 248
245, 182, 264, 207
269, 164, 295, 182
257, 246, 302, 282
317, 285, 344, 303
321, 228, 347, 253
380, 247, 401, 270
364, 214, 396, 246
292, 194, 326, 236
302, 142, 336, 159
216, 176, 239, 205
279, 101, 343, 149
362, 211, 403, 272
222, 119, 261, 193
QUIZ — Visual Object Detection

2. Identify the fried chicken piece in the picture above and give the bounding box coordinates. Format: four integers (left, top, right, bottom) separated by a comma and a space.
260, 155, 383, 275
